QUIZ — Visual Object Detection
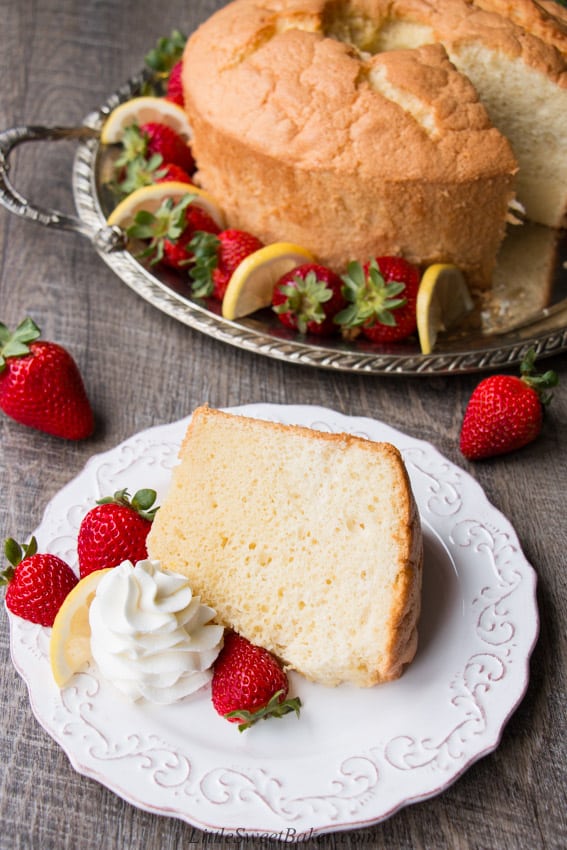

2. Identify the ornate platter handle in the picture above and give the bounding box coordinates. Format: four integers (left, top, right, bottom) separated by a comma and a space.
0, 124, 124, 253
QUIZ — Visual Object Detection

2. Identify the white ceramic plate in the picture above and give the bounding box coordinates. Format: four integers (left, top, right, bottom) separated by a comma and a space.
8, 404, 538, 838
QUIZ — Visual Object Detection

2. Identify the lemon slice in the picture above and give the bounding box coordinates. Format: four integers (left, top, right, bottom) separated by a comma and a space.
416, 263, 474, 355
100, 96, 192, 144
106, 181, 226, 230
50, 568, 112, 687
222, 242, 315, 320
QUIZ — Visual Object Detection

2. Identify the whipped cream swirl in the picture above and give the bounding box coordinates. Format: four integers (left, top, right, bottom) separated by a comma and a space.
89, 559, 224, 704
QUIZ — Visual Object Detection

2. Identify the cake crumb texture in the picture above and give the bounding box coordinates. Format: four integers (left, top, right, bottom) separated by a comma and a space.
147, 406, 423, 687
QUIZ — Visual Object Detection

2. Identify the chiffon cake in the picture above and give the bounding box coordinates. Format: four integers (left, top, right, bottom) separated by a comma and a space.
147, 406, 423, 687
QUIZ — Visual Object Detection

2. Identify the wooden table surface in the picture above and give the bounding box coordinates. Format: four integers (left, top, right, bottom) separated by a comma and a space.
1, 1, 566, 848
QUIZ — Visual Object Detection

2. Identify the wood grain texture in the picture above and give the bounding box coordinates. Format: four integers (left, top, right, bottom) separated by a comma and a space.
0, 1, 566, 848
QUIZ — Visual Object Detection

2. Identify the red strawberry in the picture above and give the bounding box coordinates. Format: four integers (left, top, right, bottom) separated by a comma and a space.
211, 631, 301, 731
142, 122, 194, 174
165, 60, 184, 106
155, 162, 193, 184
190, 229, 264, 300
0, 318, 94, 440
335, 256, 421, 343
163, 204, 221, 269
460, 349, 558, 460
127, 194, 220, 271
116, 123, 195, 176
77, 488, 159, 578
272, 263, 346, 335
1, 537, 78, 626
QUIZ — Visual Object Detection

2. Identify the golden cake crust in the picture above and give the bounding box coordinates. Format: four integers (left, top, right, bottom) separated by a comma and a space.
183, 0, 518, 287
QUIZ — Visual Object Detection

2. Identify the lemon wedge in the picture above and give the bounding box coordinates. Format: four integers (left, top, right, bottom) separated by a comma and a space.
222, 242, 315, 320
100, 96, 192, 144
106, 181, 226, 230
416, 263, 474, 355
50, 568, 112, 687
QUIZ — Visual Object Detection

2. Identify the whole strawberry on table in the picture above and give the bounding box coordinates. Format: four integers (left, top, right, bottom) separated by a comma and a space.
460, 349, 559, 460
0, 318, 94, 440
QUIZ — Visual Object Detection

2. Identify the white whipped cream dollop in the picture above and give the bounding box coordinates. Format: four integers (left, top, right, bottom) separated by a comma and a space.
89, 559, 224, 704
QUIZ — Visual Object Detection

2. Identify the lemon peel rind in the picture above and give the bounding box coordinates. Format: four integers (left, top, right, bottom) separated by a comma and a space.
106, 182, 226, 230
100, 96, 192, 145
416, 263, 472, 355
49, 568, 113, 688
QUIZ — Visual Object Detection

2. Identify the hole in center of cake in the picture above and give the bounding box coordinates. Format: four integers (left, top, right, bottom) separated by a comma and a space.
321, 1, 434, 54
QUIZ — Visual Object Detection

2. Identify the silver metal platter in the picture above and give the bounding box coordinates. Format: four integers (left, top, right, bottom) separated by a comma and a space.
1, 71, 566, 375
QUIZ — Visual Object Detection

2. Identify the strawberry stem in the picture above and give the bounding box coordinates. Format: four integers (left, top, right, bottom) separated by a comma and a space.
114, 124, 149, 168
335, 260, 407, 329
96, 488, 159, 521
1, 536, 38, 584
144, 30, 187, 75
520, 348, 559, 405
110, 153, 166, 197
0, 318, 41, 371
273, 270, 333, 334
126, 194, 196, 265
225, 690, 302, 732
140, 31, 187, 97
188, 231, 221, 297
